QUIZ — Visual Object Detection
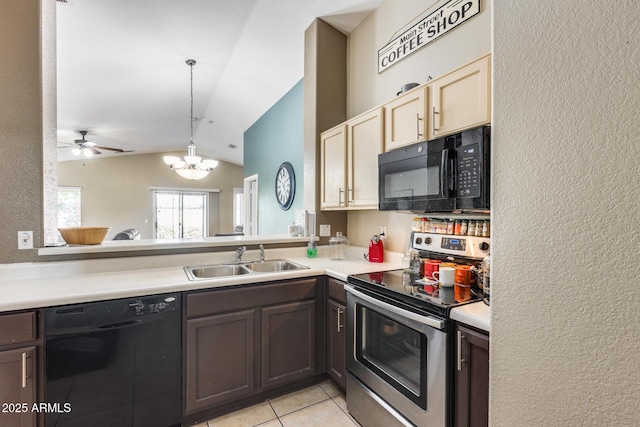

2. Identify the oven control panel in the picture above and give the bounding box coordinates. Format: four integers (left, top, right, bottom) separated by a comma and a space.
412, 232, 490, 259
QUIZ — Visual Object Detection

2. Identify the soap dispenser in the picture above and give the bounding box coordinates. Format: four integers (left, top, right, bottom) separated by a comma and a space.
307, 236, 317, 258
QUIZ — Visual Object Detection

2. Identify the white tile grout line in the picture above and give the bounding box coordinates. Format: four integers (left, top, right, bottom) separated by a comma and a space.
265, 400, 284, 427
331, 395, 361, 427
266, 385, 332, 418
206, 386, 346, 427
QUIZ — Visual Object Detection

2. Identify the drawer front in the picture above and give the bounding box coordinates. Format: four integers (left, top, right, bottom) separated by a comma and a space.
327, 278, 347, 305
0, 312, 37, 346
187, 278, 318, 318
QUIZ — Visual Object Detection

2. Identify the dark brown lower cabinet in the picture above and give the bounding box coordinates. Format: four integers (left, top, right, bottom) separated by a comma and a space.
261, 300, 315, 389
184, 277, 322, 420
185, 310, 257, 413
454, 323, 489, 427
0, 311, 40, 427
0, 347, 37, 427
326, 278, 346, 390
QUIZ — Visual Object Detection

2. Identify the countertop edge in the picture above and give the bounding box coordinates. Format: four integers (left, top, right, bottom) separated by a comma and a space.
38, 234, 313, 256
0, 251, 404, 312
450, 301, 491, 332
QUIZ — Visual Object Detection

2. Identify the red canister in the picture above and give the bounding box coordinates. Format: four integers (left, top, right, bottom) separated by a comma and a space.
424, 259, 441, 280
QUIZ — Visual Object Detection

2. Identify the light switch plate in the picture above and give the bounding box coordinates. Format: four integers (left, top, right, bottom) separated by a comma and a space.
319, 224, 331, 237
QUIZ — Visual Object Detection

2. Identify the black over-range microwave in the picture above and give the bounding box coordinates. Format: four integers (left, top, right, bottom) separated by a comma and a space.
378, 126, 490, 212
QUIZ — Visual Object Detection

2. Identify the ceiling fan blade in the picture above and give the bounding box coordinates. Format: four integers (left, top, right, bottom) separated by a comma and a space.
95, 145, 131, 153
89, 147, 102, 155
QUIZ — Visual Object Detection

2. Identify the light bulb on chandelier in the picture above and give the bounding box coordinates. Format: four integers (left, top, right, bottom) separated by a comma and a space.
163, 59, 218, 180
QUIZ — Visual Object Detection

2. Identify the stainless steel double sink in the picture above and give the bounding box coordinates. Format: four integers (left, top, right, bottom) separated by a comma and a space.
184, 259, 308, 280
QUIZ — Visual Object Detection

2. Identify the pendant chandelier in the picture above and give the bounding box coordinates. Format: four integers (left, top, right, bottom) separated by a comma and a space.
163, 59, 218, 180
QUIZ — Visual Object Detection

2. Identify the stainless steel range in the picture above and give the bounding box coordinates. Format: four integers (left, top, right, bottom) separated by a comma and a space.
346, 231, 490, 427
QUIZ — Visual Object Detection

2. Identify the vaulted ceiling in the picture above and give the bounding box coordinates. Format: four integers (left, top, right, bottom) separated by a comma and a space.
56, 0, 383, 164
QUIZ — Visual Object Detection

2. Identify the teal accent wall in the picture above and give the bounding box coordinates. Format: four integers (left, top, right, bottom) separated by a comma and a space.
244, 79, 303, 234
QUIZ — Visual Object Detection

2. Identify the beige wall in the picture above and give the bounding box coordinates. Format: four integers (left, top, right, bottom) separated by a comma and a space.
345, 0, 491, 252
347, 0, 491, 117
492, 1, 640, 425
303, 19, 349, 243
0, 0, 56, 264
58, 153, 244, 239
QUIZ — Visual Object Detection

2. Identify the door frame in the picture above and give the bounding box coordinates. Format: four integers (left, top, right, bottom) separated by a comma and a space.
243, 174, 259, 236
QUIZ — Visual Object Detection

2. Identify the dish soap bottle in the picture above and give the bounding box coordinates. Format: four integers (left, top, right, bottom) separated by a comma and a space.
307, 236, 317, 258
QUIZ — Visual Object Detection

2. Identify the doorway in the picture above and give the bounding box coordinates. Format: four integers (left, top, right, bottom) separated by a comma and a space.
153, 190, 209, 239
243, 174, 259, 236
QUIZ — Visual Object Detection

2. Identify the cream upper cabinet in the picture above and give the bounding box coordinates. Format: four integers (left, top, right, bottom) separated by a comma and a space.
320, 124, 347, 210
346, 107, 383, 209
320, 108, 383, 211
431, 54, 491, 138
384, 85, 429, 151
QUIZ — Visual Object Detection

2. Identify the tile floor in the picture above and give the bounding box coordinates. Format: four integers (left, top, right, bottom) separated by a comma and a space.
193, 381, 361, 427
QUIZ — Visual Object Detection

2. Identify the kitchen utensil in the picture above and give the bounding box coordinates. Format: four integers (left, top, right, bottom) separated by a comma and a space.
482, 254, 491, 305
58, 227, 110, 245
432, 266, 455, 287
368, 235, 384, 263
397, 82, 419, 95
454, 265, 472, 302
424, 259, 441, 279
329, 232, 349, 260
402, 250, 420, 273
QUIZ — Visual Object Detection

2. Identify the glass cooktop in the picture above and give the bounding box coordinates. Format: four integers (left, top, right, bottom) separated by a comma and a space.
347, 269, 480, 317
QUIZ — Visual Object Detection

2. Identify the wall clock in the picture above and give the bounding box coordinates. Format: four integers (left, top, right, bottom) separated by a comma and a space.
275, 162, 295, 210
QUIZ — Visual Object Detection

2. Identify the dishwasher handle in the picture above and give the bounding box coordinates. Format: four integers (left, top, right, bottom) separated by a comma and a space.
45, 293, 181, 336
97, 320, 141, 330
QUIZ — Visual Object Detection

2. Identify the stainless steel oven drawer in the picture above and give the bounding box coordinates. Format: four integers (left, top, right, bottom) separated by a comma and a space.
347, 374, 412, 427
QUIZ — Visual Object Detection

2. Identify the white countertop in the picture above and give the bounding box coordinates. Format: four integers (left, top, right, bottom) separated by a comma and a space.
0, 246, 403, 312
450, 301, 491, 332
3, 243, 492, 332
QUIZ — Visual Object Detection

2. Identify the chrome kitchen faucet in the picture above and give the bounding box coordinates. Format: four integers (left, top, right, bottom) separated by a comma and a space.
235, 246, 246, 262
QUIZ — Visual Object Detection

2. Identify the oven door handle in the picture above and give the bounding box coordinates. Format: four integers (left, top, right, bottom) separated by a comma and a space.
346, 286, 445, 330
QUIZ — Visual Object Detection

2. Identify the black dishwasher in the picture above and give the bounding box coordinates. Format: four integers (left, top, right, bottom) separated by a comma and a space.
44, 293, 181, 427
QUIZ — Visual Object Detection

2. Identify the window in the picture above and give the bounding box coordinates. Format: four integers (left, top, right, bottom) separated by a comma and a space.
154, 190, 208, 239
58, 186, 81, 228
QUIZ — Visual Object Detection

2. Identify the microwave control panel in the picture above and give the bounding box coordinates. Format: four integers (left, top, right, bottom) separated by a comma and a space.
457, 143, 481, 198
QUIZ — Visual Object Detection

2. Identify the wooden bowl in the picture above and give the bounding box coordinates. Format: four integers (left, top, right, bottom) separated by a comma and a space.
58, 227, 111, 245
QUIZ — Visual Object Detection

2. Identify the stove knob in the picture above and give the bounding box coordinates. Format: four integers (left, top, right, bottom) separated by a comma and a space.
425, 237, 432, 245
479, 242, 490, 252
415, 237, 422, 245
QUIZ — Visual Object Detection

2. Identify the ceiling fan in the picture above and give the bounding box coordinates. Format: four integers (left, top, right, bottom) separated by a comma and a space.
58, 130, 133, 157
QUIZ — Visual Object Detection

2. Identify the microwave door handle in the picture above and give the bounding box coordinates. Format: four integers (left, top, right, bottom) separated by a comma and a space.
440, 149, 449, 198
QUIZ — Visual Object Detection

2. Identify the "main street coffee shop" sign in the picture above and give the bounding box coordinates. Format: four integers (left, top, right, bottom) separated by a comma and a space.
378, 0, 481, 73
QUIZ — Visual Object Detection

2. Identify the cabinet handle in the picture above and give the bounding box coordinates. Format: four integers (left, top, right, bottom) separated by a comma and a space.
338, 188, 344, 206
337, 308, 344, 332
432, 106, 439, 136
416, 113, 423, 140
457, 330, 466, 371
348, 187, 354, 203
21, 352, 28, 388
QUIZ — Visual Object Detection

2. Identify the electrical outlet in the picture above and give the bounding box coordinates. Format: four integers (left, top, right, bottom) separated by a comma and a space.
319, 224, 331, 237
380, 225, 387, 239
18, 231, 33, 250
